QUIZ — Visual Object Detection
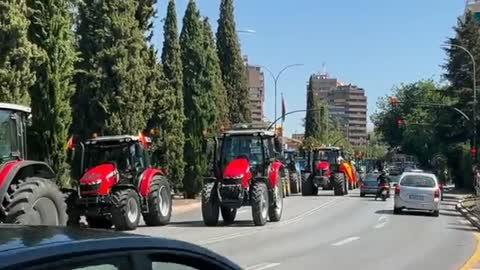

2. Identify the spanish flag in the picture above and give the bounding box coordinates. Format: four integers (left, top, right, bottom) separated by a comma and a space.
66, 136, 74, 150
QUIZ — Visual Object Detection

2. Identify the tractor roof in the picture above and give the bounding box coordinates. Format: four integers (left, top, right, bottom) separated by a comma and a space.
86, 135, 143, 145
223, 129, 276, 137
313, 146, 342, 151
0, 103, 31, 114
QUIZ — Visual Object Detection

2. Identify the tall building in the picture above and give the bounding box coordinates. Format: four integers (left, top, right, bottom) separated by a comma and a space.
244, 57, 265, 124
308, 73, 368, 146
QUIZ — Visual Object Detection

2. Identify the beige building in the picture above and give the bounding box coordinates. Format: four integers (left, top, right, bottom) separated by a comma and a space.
244, 57, 265, 124
467, 0, 480, 20
309, 73, 368, 146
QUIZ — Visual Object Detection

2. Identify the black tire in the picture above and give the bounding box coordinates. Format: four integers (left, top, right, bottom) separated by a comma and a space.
393, 207, 402, 215
221, 207, 237, 224
333, 173, 345, 196
290, 173, 300, 194
268, 179, 283, 222
360, 193, 365, 197
142, 176, 172, 226
201, 182, 219, 226
64, 190, 81, 227
4, 177, 67, 225
302, 174, 314, 196
86, 216, 112, 229
432, 210, 439, 217
251, 181, 268, 226
111, 189, 141, 231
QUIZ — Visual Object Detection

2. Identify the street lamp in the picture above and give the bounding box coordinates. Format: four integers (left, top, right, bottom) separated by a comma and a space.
442, 43, 477, 161
261, 64, 304, 127
237, 29, 256, 34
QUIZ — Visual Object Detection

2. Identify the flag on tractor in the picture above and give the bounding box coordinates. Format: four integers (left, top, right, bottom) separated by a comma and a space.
281, 93, 286, 122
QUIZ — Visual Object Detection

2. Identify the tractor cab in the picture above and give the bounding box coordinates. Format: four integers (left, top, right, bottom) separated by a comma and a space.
0, 103, 31, 161
81, 135, 150, 187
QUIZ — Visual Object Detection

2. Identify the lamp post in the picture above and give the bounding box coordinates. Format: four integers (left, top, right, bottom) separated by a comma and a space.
261, 64, 304, 128
443, 43, 477, 161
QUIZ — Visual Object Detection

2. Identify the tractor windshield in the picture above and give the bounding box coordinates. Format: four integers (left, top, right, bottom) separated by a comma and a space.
314, 150, 338, 164
85, 144, 132, 172
220, 135, 265, 169
0, 110, 14, 161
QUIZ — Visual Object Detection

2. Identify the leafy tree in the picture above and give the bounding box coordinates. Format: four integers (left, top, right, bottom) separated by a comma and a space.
27, 0, 78, 187
0, 0, 37, 105
305, 76, 328, 144
75, 0, 148, 137
180, 0, 216, 197
202, 18, 229, 130
216, 0, 249, 124
157, 0, 185, 190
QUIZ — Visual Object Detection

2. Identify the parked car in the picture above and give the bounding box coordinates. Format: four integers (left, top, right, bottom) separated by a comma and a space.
393, 172, 441, 217
360, 173, 380, 197
0, 225, 241, 270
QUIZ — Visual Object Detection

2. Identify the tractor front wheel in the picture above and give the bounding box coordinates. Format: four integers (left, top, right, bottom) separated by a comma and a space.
251, 181, 268, 226
333, 173, 346, 196
268, 180, 283, 222
290, 172, 300, 194
201, 182, 219, 226
111, 189, 141, 231
4, 177, 67, 225
143, 176, 172, 226
302, 173, 315, 196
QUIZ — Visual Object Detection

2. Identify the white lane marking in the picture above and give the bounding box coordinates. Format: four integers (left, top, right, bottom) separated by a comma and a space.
246, 262, 281, 270
278, 199, 338, 227
378, 215, 387, 222
374, 222, 387, 229
332, 236, 360, 246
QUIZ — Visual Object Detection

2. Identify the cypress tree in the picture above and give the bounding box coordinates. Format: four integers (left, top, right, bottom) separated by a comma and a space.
216, 0, 250, 124
305, 76, 323, 143
75, 0, 148, 137
27, 0, 78, 187
202, 18, 228, 130
180, 0, 215, 197
158, 0, 185, 190
0, 0, 37, 105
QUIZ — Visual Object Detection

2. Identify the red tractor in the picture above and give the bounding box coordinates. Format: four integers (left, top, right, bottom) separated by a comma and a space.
0, 103, 66, 225
66, 134, 172, 231
301, 147, 357, 196
202, 125, 287, 226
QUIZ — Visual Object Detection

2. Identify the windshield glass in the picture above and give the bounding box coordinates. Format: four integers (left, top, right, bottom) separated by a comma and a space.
314, 150, 337, 164
85, 144, 132, 172
0, 110, 13, 160
400, 175, 436, 188
221, 136, 264, 168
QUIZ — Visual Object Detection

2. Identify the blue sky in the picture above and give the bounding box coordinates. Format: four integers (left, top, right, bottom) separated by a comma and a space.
151, 0, 465, 136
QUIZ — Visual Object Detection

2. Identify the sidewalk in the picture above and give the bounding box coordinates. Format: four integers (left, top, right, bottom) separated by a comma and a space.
172, 198, 200, 214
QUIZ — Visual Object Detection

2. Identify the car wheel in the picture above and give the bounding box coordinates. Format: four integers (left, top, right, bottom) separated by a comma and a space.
393, 207, 402, 215
432, 210, 439, 217
360, 193, 365, 197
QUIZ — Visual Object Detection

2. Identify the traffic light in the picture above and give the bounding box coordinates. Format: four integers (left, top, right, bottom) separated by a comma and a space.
390, 97, 398, 106
397, 119, 404, 126
471, 148, 478, 155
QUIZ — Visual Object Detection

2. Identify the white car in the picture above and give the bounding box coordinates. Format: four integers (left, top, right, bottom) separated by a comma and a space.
393, 172, 441, 217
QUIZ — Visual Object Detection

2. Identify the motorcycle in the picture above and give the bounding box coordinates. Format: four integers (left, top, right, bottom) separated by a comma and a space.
378, 184, 390, 201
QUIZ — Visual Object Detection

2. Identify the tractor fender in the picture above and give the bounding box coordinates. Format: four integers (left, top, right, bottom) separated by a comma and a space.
268, 161, 284, 188
339, 163, 356, 184
138, 168, 166, 197
0, 160, 55, 206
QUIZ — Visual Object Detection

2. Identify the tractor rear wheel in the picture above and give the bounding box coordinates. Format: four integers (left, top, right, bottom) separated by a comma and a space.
86, 216, 112, 229
111, 189, 141, 231
302, 174, 316, 196
268, 180, 283, 222
333, 173, 346, 196
143, 176, 172, 226
221, 207, 237, 224
251, 181, 268, 226
4, 177, 67, 225
201, 182, 219, 226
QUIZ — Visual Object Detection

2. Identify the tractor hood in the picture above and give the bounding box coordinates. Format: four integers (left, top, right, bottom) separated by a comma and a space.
316, 161, 330, 171
80, 163, 118, 195
223, 158, 251, 188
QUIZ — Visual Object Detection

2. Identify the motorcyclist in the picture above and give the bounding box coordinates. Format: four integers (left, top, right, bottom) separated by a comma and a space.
375, 171, 390, 200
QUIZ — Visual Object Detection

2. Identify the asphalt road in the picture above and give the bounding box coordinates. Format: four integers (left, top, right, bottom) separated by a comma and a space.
134, 189, 477, 270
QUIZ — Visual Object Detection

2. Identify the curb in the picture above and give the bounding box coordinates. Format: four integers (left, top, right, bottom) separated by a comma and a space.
457, 198, 480, 230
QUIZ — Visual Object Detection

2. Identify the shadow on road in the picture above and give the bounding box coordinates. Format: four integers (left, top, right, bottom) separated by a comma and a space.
375, 209, 436, 217
440, 211, 462, 217
165, 220, 254, 228
447, 226, 478, 232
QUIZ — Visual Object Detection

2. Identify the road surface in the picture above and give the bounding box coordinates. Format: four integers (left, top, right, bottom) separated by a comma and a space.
134, 190, 477, 270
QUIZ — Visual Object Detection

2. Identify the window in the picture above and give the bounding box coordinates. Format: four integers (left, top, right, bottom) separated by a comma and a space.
400, 175, 436, 188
